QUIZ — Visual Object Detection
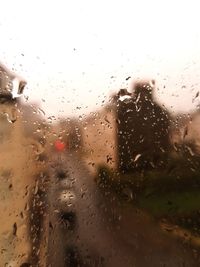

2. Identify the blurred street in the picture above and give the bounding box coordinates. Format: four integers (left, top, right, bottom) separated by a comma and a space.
47, 152, 199, 267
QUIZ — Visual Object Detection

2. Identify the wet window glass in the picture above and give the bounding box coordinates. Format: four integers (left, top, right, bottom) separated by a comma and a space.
1, 1, 200, 266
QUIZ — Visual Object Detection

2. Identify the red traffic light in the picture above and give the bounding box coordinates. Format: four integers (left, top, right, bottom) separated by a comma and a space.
54, 140, 66, 152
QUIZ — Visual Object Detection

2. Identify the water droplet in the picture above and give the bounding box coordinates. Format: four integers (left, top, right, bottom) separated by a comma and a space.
122, 187, 133, 201
13, 222, 17, 236
4, 108, 17, 123
134, 154, 141, 162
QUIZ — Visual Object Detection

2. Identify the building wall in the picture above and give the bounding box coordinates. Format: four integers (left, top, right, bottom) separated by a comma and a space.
81, 106, 117, 173
0, 101, 47, 266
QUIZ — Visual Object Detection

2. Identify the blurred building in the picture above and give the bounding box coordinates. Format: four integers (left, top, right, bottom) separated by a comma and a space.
81, 107, 117, 173
0, 63, 48, 266
116, 80, 171, 172
78, 80, 172, 174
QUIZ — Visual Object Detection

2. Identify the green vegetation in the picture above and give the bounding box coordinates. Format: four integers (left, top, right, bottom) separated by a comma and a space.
138, 191, 200, 217
95, 157, 200, 235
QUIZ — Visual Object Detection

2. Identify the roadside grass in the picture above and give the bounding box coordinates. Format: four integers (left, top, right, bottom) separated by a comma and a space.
138, 191, 200, 217
95, 161, 200, 235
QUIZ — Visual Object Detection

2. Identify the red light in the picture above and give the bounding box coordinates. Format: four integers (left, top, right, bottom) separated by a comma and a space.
55, 140, 66, 152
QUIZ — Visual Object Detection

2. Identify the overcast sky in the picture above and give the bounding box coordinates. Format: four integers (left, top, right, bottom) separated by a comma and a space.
1, 0, 200, 118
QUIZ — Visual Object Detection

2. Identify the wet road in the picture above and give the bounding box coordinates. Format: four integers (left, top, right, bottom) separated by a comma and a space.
47, 152, 199, 267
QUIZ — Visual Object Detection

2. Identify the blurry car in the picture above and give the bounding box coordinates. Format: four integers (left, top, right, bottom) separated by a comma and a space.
46, 140, 78, 266
49, 140, 77, 231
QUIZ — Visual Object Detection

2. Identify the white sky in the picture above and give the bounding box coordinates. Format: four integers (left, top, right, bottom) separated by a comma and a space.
1, 0, 200, 118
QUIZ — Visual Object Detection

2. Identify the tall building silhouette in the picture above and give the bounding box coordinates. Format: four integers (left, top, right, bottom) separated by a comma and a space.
116, 80, 170, 172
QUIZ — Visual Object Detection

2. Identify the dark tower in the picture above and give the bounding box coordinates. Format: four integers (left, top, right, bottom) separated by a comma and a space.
116, 80, 170, 172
